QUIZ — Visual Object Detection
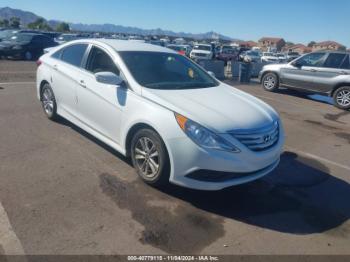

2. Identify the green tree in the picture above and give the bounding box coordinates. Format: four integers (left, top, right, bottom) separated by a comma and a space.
0, 18, 10, 28
285, 41, 295, 46
308, 41, 316, 47
9, 17, 21, 29
56, 22, 70, 32
27, 18, 52, 31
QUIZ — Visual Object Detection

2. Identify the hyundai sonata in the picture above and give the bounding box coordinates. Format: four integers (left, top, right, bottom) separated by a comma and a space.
36, 39, 284, 190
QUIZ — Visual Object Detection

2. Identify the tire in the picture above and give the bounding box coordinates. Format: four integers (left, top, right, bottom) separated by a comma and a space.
131, 128, 170, 187
262, 72, 279, 92
41, 83, 58, 120
333, 86, 350, 110
23, 51, 33, 61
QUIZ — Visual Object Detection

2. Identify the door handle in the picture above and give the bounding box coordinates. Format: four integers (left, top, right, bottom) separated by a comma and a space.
53, 65, 58, 71
339, 71, 349, 75
309, 69, 317, 72
79, 80, 86, 88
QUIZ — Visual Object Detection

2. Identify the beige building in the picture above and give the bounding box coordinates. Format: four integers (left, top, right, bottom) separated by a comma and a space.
312, 41, 346, 51
258, 37, 286, 51
282, 44, 312, 54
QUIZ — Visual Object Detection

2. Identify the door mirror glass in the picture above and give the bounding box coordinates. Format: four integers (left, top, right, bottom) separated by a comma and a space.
208, 71, 216, 78
95, 71, 124, 86
292, 60, 302, 68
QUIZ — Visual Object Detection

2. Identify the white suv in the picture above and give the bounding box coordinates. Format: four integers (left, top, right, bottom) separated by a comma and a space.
190, 44, 214, 60
37, 39, 284, 190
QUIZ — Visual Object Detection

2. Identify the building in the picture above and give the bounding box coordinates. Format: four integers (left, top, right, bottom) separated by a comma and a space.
236, 40, 258, 49
258, 37, 286, 51
282, 44, 312, 54
312, 41, 346, 51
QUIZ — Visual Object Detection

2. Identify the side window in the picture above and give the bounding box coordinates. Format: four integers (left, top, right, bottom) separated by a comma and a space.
323, 53, 347, 69
296, 53, 326, 67
85, 46, 120, 75
340, 55, 349, 69
61, 44, 88, 67
51, 49, 63, 60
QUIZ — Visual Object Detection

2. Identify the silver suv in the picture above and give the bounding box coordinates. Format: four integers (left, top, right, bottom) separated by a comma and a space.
259, 51, 350, 110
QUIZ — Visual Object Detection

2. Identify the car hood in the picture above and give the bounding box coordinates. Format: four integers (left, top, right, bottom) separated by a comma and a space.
142, 82, 279, 133
263, 56, 279, 60
191, 50, 211, 54
0, 41, 26, 48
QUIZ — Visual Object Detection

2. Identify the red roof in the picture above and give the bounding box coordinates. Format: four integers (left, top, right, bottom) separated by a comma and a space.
315, 41, 345, 47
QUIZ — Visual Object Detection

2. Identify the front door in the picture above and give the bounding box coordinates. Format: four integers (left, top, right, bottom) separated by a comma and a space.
280, 52, 327, 91
76, 45, 125, 144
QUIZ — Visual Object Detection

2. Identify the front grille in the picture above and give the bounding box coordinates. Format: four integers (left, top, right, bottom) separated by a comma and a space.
186, 160, 279, 182
230, 121, 279, 152
194, 53, 207, 57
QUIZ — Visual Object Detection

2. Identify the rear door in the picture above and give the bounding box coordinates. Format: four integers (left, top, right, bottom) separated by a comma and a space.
280, 52, 327, 90
312, 53, 349, 93
50, 43, 88, 118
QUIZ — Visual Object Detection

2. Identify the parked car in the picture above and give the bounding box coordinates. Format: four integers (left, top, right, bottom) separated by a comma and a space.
167, 44, 190, 56
286, 52, 300, 62
0, 33, 57, 60
242, 50, 261, 62
261, 52, 280, 63
190, 44, 214, 60
0, 29, 39, 42
55, 34, 82, 44
259, 51, 350, 110
276, 53, 287, 63
216, 48, 238, 65
37, 39, 284, 190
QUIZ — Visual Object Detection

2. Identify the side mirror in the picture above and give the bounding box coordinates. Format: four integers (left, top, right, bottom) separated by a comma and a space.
292, 61, 302, 68
208, 71, 216, 78
95, 71, 124, 86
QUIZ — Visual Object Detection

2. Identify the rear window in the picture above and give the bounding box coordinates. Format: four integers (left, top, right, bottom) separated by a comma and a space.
60, 44, 88, 67
323, 53, 347, 69
340, 55, 349, 69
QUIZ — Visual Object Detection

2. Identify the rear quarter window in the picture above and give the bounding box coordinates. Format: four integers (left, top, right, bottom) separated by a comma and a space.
60, 44, 88, 67
340, 55, 350, 69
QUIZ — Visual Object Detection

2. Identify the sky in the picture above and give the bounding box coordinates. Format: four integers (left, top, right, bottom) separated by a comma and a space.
1, 0, 349, 47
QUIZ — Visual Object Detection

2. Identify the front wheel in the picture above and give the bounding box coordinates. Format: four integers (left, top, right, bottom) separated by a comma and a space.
333, 86, 350, 110
262, 73, 279, 92
131, 129, 170, 187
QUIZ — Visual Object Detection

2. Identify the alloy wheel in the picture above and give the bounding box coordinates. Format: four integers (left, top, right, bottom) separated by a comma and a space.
336, 90, 350, 107
42, 88, 54, 115
263, 75, 276, 90
134, 137, 160, 179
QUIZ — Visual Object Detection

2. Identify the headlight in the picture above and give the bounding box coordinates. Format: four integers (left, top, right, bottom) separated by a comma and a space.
12, 45, 23, 50
175, 113, 240, 153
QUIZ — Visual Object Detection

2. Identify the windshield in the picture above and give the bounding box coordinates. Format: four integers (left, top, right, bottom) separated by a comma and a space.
193, 45, 211, 51
247, 51, 260, 56
0, 30, 14, 39
119, 51, 219, 90
8, 34, 33, 42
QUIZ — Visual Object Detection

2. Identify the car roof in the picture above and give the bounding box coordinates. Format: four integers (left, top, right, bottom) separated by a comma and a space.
13, 33, 43, 37
71, 39, 175, 53
314, 50, 350, 54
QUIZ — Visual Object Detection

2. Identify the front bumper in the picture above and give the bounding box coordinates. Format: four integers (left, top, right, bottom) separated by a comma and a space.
166, 124, 284, 191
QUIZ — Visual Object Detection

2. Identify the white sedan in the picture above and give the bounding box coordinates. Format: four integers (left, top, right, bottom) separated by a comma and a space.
36, 39, 284, 190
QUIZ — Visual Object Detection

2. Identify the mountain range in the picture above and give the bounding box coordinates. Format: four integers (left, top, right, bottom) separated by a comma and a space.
0, 6, 237, 40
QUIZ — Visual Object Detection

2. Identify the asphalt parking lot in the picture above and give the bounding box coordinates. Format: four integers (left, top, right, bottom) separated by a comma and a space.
0, 60, 350, 255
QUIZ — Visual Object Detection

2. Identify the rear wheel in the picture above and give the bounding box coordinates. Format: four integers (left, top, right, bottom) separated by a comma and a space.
131, 128, 170, 187
23, 51, 33, 61
41, 83, 58, 120
333, 86, 350, 110
262, 73, 279, 92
